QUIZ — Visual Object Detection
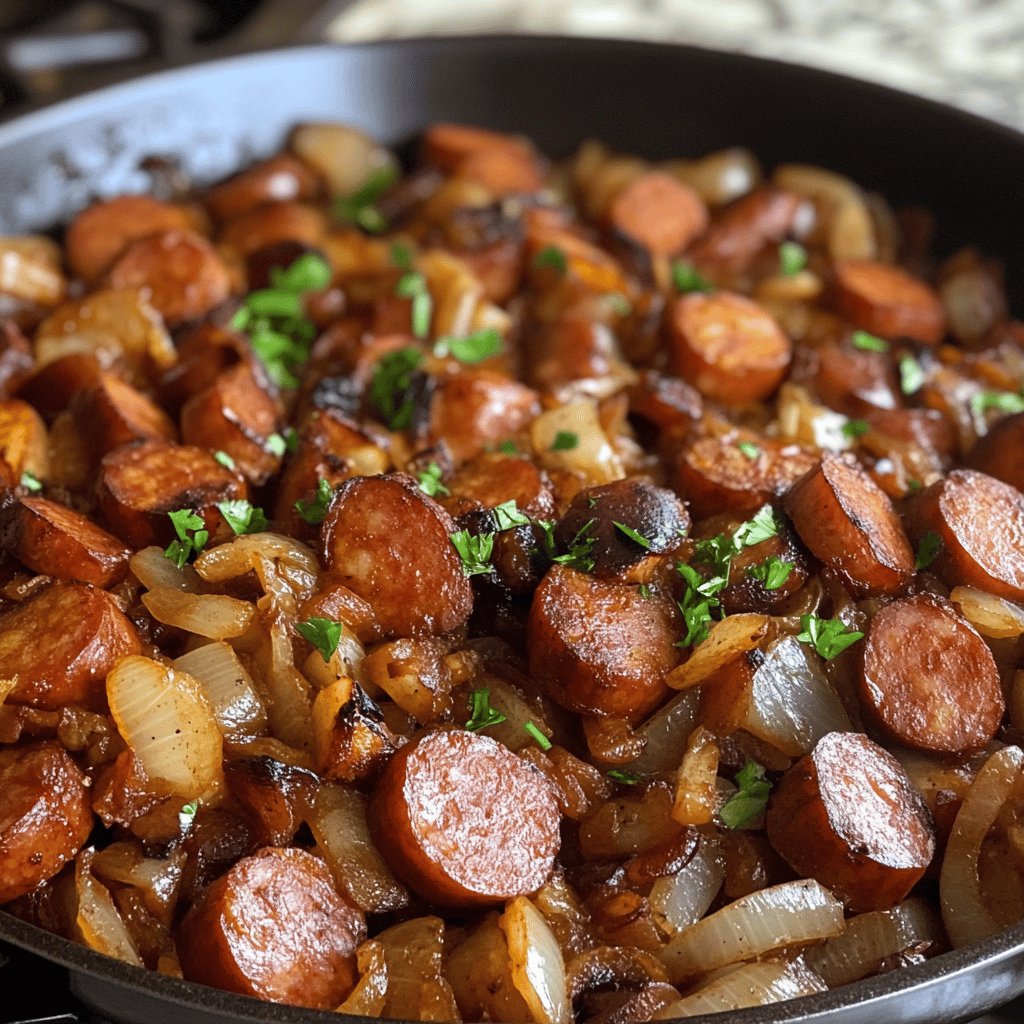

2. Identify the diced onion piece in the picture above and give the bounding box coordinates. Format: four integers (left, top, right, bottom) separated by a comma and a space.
502, 896, 572, 1024
776, 383, 855, 453
471, 673, 552, 753
941, 266, 1005, 345
90, 842, 185, 920
337, 940, 389, 1016
672, 726, 720, 827
290, 122, 398, 198
75, 851, 143, 966
0, 678, 15, 706
625, 691, 701, 775
531, 399, 625, 486
950, 587, 1024, 639
130, 545, 202, 593
654, 959, 826, 1018
141, 587, 255, 639
650, 836, 725, 936
804, 898, 942, 988
0, 235, 66, 305
249, 608, 315, 750
660, 147, 762, 206
941, 744, 1024, 947
194, 532, 319, 606
375, 917, 460, 1022
579, 784, 680, 859
667, 615, 769, 690
173, 642, 267, 739
0, 399, 49, 478
309, 783, 409, 914
659, 879, 845, 981
106, 654, 223, 798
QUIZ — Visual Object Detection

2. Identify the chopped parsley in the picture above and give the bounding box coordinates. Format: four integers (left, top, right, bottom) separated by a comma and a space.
178, 800, 198, 831
395, 271, 432, 339
333, 165, 399, 233
676, 561, 729, 647
551, 430, 580, 452
748, 555, 794, 591
851, 330, 889, 353
465, 688, 507, 731
638, 583, 652, 599
719, 761, 772, 829
524, 721, 552, 751
915, 530, 942, 570
216, 500, 268, 536
533, 245, 567, 274
797, 613, 864, 660
738, 441, 760, 460
613, 521, 653, 550
671, 259, 713, 294
898, 354, 925, 395
389, 241, 414, 270
733, 505, 781, 548
295, 617, 343, 663
450, 529, 495, 577
370, 347, 424, 430
417, 462, 450, 498
493, 500, 531, 531
841, 419, 870, 439
552, 519, 597, 573
778, 241, 807, 277
971, 389, 1024, 415
295, 478, 335, 525
433, 328, 503, 364
164, 509, 208, 568
266, 433, 287, 457
607, 769, 641, 785
19, 471, 42, 492
213, 450, 236, 470
497, 440, 519, 456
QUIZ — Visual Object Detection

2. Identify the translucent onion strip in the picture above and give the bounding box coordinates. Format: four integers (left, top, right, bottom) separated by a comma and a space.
941, 744, 1024, 947
659, 879, 845, 981
75, 852, 143, 967
667, 614, 769, 691
950, 587, 1024, 639
336, 940, 389, 1016
130, 545, 201, 593
649, 836, 725, 936
625, 690, 701, 775
173, 642, 268, 739
141, 587, 254, 639
502, 896, 572, 1024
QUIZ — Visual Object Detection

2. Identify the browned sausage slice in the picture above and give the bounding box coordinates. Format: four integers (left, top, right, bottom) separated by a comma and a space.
220, 202, 326, 259
1, 496, 132, 587
206, 154, 320, 222
0, 742, 93, 903
904, 469, 1024, 601
606, 172, 708, 256
98, 439, 247, 548
107, 229, 232, 328
783, 451, 914, 596
18, 354, 103, 422
421, 123, 534, 173
966, 412, 1024, 494
833, 261, 946, 345
223, 756, 319, 847
367, 729, 560, 906
176, 847, 365, 1009
71, 372, 176, 458
766, 732, 935, 912
320, 473, 473, 641
65, 194, 193, 284
440, 451, 555, 520
0, 582, 140, 709
810, 342, 900, 416
667, 292, 792, 405
859, 595, 1003, 755
455, 147, 545, 196
527, 564, 679, 719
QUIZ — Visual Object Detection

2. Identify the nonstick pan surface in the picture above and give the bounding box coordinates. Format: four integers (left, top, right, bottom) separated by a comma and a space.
1, 34, 1024, 1024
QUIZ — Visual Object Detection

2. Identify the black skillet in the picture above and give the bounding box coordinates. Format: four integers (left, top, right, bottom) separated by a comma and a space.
1, 34, 1023, 1024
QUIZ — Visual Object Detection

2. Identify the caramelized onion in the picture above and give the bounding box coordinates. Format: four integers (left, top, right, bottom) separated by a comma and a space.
503, 896, 572, 1024
950, 587, 1024, 639
75, 851, 143, 966
130, 546, 201, 593
667, 614, 769, 690
374, 917, 460, 1022
172, 642, 268, 739
141, 587, 255, 639
532, 399, 625, 485
649, 836, 724, 936
625, 691, 701, 775
337, 940, 389, 1016
194, 533, 319, 606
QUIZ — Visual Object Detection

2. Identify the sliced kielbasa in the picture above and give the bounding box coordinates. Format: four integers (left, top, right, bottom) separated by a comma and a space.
220, 202, 326, 259
320, 473, 473, 640
440, 451, 555, 520
206, 154, 320, 223
367, 729, 560, 906
0, 742, 93, 903
783, 451, 914, 596
176, 847, 365, 1009
833, 261, 945, 345
527, 564, 679, 719
606, 172, 708, 256
421, 123, 535, 174
966, 413, 1024, 494
70, 372, 176, 458
859, 594, 1003, 755
766, 731, 935, 912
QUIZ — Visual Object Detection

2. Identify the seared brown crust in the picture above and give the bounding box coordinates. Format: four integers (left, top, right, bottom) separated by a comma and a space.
833, 260, 946, 345
221, 202, 326, 259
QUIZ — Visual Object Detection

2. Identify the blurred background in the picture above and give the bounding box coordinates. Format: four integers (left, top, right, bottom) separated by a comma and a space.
0, 0, 1021, 128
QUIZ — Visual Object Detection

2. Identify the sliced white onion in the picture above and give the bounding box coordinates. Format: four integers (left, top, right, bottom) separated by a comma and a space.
950, 587, 1024, 639
776, 383, 856, 453
374, 917, 461, 1022
172, 642, 267, 739
0, 235, 66, 305
654, 959, 827, 1018
90, 842, 185, 920
309, 783, 409, 914
667, 615, 769, 691
141, 587, 254, 639
804, 897, 942, 988
531, 399, 625, 486
659, 879, 845, 981
672, 726, 720, 827
290, 122, 398, 198
941, 744, 1024, 947
625, 690, 701, 776
130, 546, 201, 593
502, 896, 572, 1024
75, 851, 143, 966
194, 533, 319, 606
650, 836, 725, 936
468, 673, 553, 753
337, 940, 389, 1016
106, 654, 223, 798
660, 147, 761, 206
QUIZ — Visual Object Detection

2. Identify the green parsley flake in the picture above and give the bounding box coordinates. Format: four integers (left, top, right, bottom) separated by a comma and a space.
851, 330, 889, 352
738, 441, 760, 460
295, 478, 335, 525
333, 165, 399, 234
216, 500, 268, 536
295, 617, 343, 663
493, 500, 531, 532
433, 328, 503, 364
450, 529, 495, 577
417, 462, 450, 498
370, 347, 425, 430
719, 761, 772, 829
497, 440, 519, 456
551, 430, 580, 452
533, 246, 567, 274
389, 241, 414, 270
748, 555, 794, 591
915, 530, 942, 570
797, 613, 864, 660
164, 509, 208, 568
607, 769, 641, 785
671, 260, 713, 294
19, 471, 42, 492
213, 450, 236, 470
552, 519, 596, 573
971, 389, 1024, 415
524, 721, 552, 751
395, 271, 433, 339
266, 433, 287, 457
465, 688, 507, 731
613, 521, 653, 550
841, 419, 870, 439
898, 354, 925, 395
733, 505, 780, 548
178, 800, 198, 831
778, 241, 808, 277
638, 583, 652, 599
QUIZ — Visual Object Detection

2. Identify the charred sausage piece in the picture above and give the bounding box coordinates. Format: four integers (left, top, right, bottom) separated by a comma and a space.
440, 451, 555, 520
367, 729, 560, 906
320, 473, 473, 640
667, 292, 792, 405
0, 582, 140, 709
966, 412, 1024, 493
65, 195, 193, 284
421, 123, 535, 173
176, 847, 365, 1009
523, 315, 620, 392
455, 147, 545, 196
783, 451, 914, 596
553, 479, 689, 580
223, 756, 319, 847
863, 408, 957, 462
859, 595, 1003, 755
158, 323, 248, 414
206, 154, 320, 223
687, 185, 802, 278
17, 354, 103, 422
527, 565, 679, 718
627, 370, 704, 433
833, 261, 946, 346
810, 342, 901, 416
0, 496, 132, 586
904, 469, 1024, 601
107, 229, 232, 328
71, 372, 176, 459
674, 435, 817, 519
0, 742, 93, 903
428, 370, 540, 464
766, 732, 935, 912
98, 439, 247, 548
606, 172, 708, 256
220, 202, 326, 259
180, 364, 282, 485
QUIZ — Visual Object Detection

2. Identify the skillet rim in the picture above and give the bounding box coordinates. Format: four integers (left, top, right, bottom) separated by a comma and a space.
1, 33, 1024, 1024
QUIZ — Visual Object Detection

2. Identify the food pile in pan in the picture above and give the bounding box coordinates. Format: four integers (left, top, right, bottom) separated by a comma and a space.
1, 120, 1023, 1020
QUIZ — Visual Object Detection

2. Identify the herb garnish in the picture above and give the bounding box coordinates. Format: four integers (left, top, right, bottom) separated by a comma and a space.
778, 241, 807, 277
333, 165, 399, 233
524, 721, 552, 751
295, 617, 343, 663
915, 531, 942, 570
841, 419, 870, 439
417, 462, 450, 498
720, 761, 772, 829
465, 688, 507, 731
748, 555, 794, 591
851, 330, 889, 352
533, 246, 567, 274
216, 500, 268, 536
164, 509, 208, 568
796, 613, 864, 660
213, 450, 236, 470
395, 271, 432, 339
671, 260, 713, 294
607, 769, 641, 785
898, 354, 924, 395
450, 530, 495, 577
613, 521, 653, 550
551, 430, 580, 452
433, 328, 503, 364
370, 347, 425, 430
19, 471, 42, 492
971, 389, 1024, 415
295, 478, 335, 525
738, 441, 760, 460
